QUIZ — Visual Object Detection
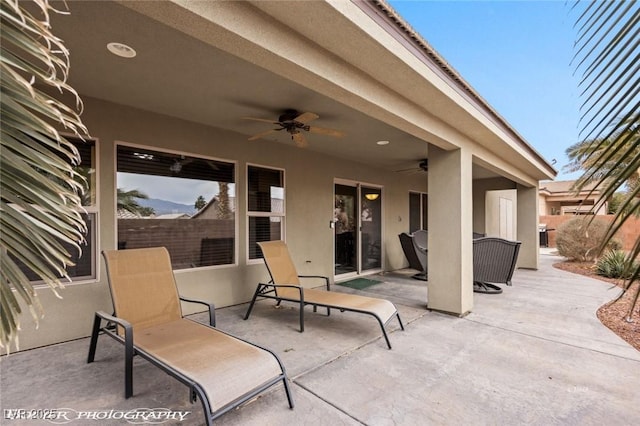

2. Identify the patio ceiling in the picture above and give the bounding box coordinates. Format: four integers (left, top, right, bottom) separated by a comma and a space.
50, 1, 500, 179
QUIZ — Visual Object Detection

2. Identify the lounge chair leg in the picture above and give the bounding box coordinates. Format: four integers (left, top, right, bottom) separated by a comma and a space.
87, 313, 102, 363
192, 385, 214, 426
396, 313, 405, 331
243, 285, 262, 320
283, 377, 295, 409
299, 300, 305, 332
381, 325, 392, 350
123, 325, 134, 398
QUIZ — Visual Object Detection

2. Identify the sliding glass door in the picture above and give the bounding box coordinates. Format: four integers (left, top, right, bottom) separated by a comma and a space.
334, 181, 383, 278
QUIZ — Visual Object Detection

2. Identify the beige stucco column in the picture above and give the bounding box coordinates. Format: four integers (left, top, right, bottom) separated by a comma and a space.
516, 184, 539, 269
427, 145, 474, 316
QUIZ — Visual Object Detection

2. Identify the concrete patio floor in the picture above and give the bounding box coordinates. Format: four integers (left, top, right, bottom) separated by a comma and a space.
2, 252, 639, 425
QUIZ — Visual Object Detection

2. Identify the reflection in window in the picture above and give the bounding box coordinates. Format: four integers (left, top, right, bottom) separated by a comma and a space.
116, 146, 235, 269
247, 165, 284, 259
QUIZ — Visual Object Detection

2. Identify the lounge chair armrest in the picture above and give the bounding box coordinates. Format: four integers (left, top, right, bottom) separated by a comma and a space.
95, 310, 132, 331
265, 283, 306, 299
179, 297, 216, 327
299, 275, 331, 290
93, 311, 135, 398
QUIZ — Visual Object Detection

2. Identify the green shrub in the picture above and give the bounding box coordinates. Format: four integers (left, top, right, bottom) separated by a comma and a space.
555, 217, 609, 261
607, 238, 623, 251
596, 250, 637, 279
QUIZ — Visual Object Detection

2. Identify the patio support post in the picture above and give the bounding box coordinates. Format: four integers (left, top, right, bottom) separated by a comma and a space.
427, 145, 474, 315
516, 184, 539, 269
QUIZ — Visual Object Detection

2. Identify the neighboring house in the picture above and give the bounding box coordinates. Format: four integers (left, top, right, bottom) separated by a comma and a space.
154, 213, 191, 220
17, 1, 556, 351
116, 209, 143, 219
539, 180, 607, 216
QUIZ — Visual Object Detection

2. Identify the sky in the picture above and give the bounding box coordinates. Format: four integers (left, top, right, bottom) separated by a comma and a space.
389, 0, 584, 180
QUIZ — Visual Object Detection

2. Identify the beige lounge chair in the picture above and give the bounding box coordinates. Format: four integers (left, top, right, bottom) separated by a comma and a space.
88, 247, 293, 424
244, 240, 404, 349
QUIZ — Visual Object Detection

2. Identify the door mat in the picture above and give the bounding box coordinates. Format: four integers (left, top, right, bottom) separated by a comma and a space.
337, 277, 382, 290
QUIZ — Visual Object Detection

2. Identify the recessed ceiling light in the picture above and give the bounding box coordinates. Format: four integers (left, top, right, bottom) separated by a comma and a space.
376, 140, 390, 145
107, 42, 136, 58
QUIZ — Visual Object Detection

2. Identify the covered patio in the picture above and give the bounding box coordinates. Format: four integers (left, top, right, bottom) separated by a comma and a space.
14, 0, 557, 352
3, 253, 638, 425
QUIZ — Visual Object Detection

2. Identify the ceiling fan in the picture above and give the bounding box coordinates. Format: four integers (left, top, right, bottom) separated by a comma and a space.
395, 159, 428, 173
242, 109, 345, 148
169, 155, 219, 174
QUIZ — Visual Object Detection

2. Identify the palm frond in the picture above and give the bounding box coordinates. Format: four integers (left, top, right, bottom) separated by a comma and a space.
571, 0, 640, 321
0, 0, 89, 352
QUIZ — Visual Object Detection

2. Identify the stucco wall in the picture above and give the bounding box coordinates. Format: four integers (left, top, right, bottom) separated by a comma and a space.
14, 97, 427, 351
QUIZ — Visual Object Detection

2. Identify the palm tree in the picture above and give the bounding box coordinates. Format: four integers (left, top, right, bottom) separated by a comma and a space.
564, 116, 640, 193
571, 0, 640, 320
194, 195, 207, 210
1, 0, 89, 350
117, 188, 150, 216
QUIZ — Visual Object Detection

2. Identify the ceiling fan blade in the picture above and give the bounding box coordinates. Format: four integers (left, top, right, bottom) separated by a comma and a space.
294, 112, 319, 124
241, 117, 280, 125
292, 132, 308, 148
248, 128, 278, 141
394, 167, 418, 173
308, 126, 345, 138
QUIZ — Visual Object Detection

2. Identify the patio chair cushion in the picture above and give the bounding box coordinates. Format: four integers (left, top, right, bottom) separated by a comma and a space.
398, 231, 427, 280
399, 232, 422, 271
134, 318, 283, 411
105, 247, 182, 333
276, 287, 397, 325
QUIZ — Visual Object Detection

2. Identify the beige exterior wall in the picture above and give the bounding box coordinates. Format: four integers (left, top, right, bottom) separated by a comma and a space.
15, 97, 427, 351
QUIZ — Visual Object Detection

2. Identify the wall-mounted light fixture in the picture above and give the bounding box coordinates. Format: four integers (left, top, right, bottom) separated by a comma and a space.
365, 193, 379, 201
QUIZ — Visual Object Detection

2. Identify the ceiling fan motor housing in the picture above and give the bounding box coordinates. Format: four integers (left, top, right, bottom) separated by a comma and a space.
279, 109, 300, 123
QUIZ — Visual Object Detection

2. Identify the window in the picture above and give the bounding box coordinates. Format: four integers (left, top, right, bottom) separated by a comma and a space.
409, 192, 428, 233
116, 145, 235, 269
15, 137, 97, 282
247, 165, 284, 260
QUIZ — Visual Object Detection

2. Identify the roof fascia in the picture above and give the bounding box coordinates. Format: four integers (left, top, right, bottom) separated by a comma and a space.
353, 0, 557, 178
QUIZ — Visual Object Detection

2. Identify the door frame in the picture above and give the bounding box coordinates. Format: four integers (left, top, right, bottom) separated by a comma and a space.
334, 178, 384, 281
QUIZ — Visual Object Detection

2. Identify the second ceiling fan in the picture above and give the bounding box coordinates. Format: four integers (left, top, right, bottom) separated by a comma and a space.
242, 109, 345, 148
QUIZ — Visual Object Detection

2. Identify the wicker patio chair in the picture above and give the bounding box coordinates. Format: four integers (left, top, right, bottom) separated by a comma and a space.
88, 247, 294, 424
244, 240, 404, 349
398, 232, 427, 280
473, 237, 521, 294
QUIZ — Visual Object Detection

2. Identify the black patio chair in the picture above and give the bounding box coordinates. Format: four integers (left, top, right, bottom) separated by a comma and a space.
473, 237, 521, 294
